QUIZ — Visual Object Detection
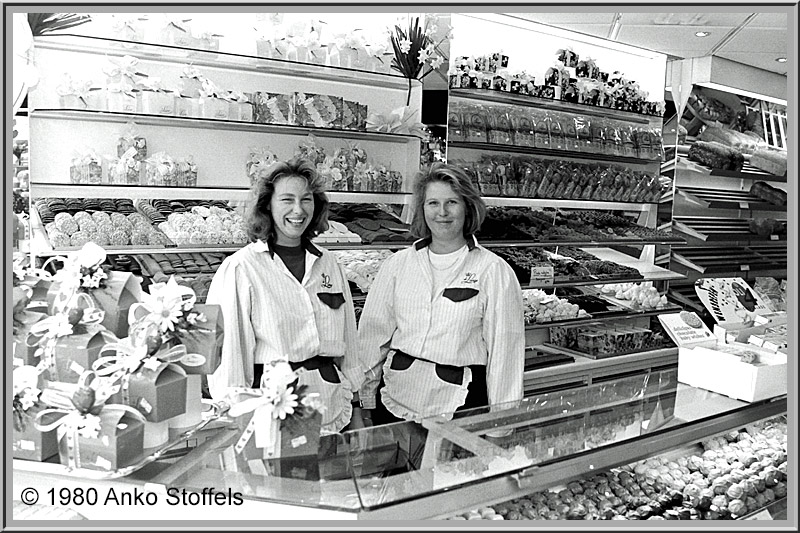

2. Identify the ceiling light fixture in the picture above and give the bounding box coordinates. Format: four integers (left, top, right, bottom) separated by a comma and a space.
776, 57, 787, 63
695, 31, 710, 37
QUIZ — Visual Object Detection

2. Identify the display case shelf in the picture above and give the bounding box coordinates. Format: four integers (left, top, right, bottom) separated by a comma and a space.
480, 196, 658, 211
450, 88, 657, 125
666, 156, 787, 183
673, 217, 786, 244
676, 186, 785, 212
480, 236, 685, 248
34, 34, 416, 91
525, 303, 681, 330
671, 246, 786, 275
30, 182, 412, 204
448, 140, 657, 167
30, 109, 420, 144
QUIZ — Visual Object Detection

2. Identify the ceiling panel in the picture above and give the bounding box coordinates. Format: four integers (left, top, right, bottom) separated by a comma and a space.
749, 12, 789, 28
721, 28, 788, 53
511, 13, 616, 24
618, 12, 752, 26
717, 52, 788, 75
617, 25, 728, 56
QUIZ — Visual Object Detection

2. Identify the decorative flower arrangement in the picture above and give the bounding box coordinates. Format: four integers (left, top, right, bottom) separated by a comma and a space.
388, 14, 451, 104
12, 363, 42, 432
129, 276, 208, 338
227, 360, 325, 458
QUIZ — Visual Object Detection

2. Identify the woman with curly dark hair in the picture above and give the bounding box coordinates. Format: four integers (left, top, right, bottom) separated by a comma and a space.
207, 156, 365, 433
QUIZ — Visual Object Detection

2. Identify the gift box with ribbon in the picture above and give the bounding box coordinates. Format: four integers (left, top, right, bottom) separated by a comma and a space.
34, 372, 145, 471
45, 243, 143, 338
103, 55, 145, 88
175, 96, 201, 118
173, 156, 198, 187
105, 357, 188, 423
12, 286, 47, 366
556, 47, 579, 68
13, 364, 58, 461
117, 122, 147, 161
70, 149, 103, 184
226, 362, 325, 478
145, 152, 178, 187
109, 153, 142, 185
246, 147, 279, 186
136, 77, 175, 116
251, 92, 294, 125
294, 92, 341, 129
107, 82, 137, 113
160, 16, 194, 48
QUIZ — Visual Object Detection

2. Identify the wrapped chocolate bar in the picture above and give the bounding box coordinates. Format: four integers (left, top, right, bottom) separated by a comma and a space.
174, 156, 198, 186
341, 99, 361, 131
246, 147, 278, 186
70, 149, 103, 184
448, 101, 466, 142
486, 106, 513, 145
556, 46, 579, 68
34, 371, 146, 471
107, 82, 137, 113
145, 151, 177, 186
251, 92, 294, 125
464, 104, 488, 143
13, 364, 58, 461
136, 77, 174, 116
510, 109, 535, 148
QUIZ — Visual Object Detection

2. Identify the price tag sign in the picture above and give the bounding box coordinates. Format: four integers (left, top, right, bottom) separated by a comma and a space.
739, 201, 749, 209
741, 264, 750, 271
770, 235, 779, 241
530, 265, 554, 287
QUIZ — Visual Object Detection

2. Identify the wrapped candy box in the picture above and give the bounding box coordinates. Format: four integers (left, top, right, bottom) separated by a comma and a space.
35, 374, 145, 471
110, 14, 147, 43
117, 122, 147, 161
294, 92, 342, 129
251, 92, 294, 125
576, 57, 600, 79
172, 304, 224, 375
356, 103, 369, 131
174, 96, 201, 118
70, 150, 103, 184
489, 52, 509, 72
103, 55, 144, 88
107, 82, 137, 113
159, 16, 194, 47
179, 65, 205, 98
341, 100, 361, 131
145, 152, 178, 186
174, 156, 198, 186
246, 147, 278, 186
57, 74, 106, 111
226, 91, 253, 123
197, 78, 228, 120
136, 78, 175, 116
556, 47, 579, 68
109, 154, 142, 185
13, 366, 59, 461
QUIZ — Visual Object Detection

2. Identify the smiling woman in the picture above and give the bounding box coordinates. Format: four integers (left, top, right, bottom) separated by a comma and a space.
356, 163, 526, 466
205, 156, 366, 436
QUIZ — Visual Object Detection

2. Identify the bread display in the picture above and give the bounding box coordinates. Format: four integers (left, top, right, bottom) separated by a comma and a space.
749, 182, 787, 207
698, 127, 766, 155
749, 148, 787, 176
688, 140, 745, 172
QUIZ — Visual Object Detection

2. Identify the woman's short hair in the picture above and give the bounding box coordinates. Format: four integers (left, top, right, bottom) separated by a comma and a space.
409, 162, 486, 240
245, 156, 330, 242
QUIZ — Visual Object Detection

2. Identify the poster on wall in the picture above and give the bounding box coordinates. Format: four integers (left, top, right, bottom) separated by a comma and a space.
694, 277, 773, 325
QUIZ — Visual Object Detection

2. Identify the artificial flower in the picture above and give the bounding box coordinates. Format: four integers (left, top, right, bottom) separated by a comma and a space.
76, 413, 102, 439
398, 38, 412, 54
429, 55, 444, 69
273, 386, 299, 420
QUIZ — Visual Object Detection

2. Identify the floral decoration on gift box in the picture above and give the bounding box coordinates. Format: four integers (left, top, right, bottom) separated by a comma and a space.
12, 362, 59, 461
34, 370, 145, 471
102, 55, 147, 87
225, 360, 326, 460
179, 64, 207, 97
556, 46, 579, 68
13, 363, 43, 433
56, 74, 104, 110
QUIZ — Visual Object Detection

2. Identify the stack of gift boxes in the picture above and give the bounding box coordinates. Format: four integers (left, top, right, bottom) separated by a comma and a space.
56, 60, 371, 131
69, 122, 197, 188
448, 48, 665, 117
12, 243, 223, 471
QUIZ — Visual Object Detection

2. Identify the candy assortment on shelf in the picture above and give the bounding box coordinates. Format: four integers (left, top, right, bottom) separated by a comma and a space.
332, 249, 393, 293
34, 198, 173, 250
521, 288, 589, 324
549, 317, 673, 358
328, 204, 413, 244
494, 246, 643, 285
449, 51, 664, 117
450, 156, 664, 202
137, 200, 248, 246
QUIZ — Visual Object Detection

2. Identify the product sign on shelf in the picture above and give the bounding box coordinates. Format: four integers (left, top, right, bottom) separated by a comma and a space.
693, 278, 772, 326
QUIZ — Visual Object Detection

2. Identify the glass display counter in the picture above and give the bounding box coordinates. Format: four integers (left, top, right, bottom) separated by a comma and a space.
13, 368, 786, 520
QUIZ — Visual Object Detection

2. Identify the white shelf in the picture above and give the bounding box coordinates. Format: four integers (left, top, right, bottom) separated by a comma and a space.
29, 183, 412, 204
34, 34, 417, 92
